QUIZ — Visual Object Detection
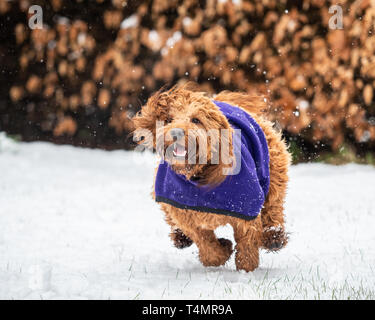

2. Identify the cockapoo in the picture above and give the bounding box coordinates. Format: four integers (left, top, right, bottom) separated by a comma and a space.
132, 84, 290, 272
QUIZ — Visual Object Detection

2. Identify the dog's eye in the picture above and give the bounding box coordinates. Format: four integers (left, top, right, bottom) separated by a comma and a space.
165, 117, 173, 124
191, 118, 201, 124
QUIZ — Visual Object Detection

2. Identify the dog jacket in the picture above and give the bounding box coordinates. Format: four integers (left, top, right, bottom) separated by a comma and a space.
155, 100, 270, 220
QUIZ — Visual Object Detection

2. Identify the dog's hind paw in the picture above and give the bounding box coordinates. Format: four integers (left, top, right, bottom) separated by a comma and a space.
261, 226, 289, 252
170, 229, 193, 249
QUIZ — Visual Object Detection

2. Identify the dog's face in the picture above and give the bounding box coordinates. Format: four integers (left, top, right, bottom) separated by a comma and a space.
133, 86, 233, 185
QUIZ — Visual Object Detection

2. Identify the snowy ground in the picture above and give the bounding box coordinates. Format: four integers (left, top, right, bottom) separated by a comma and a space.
0, 135, 374, 300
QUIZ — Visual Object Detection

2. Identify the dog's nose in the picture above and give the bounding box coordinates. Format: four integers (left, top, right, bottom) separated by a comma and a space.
170, 128, 185, 141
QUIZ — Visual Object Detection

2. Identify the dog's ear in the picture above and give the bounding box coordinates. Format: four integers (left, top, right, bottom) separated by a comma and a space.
132, 90, 163, 133
205, 107, 231, 131
205, 105, 235, 185
131, 89, 172, 150
132, 103, 155, 133
178, 81, 201, 93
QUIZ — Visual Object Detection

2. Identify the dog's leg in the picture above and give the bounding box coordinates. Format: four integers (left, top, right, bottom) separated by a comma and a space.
184, 227, 233, 267
163, 207, 232, 266
170, 228, 193, 249
260, 131, 290, 252
260, 182, 289, 252
164, 212, 193, 249
260, 202, 289, 252
233, 217, 262, 272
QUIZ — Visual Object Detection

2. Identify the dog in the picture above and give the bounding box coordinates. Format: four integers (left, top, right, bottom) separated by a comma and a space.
132, 84, 290, 272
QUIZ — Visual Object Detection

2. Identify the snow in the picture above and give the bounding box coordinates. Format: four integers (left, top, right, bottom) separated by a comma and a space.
162, 31, 183, 56
182, 17, 192, 27
166, 31, 182, 48
148, 30, 160, 43
77, 33, 86, 46
0, 137, 374, 299
297, 99, 309, 110
120, 14, 138, 29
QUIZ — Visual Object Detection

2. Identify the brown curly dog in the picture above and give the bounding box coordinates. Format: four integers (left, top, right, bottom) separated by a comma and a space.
132, 84, 290, 272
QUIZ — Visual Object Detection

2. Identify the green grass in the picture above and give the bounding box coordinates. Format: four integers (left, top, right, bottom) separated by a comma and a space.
3, 133, 22, 142
289, 141, 375, 166
315, 144, 375, 165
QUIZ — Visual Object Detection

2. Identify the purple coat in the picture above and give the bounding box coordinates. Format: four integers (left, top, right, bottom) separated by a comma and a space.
155, 100, 270, 220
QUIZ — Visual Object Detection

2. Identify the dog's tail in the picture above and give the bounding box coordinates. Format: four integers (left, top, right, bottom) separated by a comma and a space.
214, 91, 269, 117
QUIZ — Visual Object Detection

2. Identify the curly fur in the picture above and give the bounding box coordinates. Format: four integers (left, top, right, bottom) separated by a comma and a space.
133, 84, 291, 272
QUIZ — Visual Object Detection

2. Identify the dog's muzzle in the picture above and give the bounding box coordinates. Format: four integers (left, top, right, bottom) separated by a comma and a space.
170, 128, 185, 141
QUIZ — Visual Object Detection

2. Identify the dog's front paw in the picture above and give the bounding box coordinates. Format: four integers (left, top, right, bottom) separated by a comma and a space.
218, 238, 233, 255
199, 238, 233, 267
261, 226, 289, 252
170, 229, 193, 249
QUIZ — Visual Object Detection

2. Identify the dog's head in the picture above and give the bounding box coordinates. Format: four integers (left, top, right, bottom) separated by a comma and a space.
132, 85, 234, 186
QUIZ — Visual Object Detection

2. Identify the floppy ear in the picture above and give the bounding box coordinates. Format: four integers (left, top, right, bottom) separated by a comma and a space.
132, 89, 172, 150
132, 88, 172, 132
132, 95, 158, 133
205, 106, 231, 131
206, 106, 235, 170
